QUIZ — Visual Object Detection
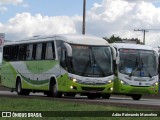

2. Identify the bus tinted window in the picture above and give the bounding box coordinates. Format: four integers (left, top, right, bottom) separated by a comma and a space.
26, 44, 33, 60
18, 45, 26, 60
35, 43, 42, 60
12, 46, 19, 61
3, 46, 10, 61
3, 46, 19, 61
45, 42, 55, 59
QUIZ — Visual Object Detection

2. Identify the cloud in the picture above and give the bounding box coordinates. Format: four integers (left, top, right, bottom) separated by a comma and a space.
1, 0, 160, 47
0, 13, 76, 40
85, 0, 160, 47
0, 0, 25, 13
0, 6, 8, 13
0, 0, 23, 5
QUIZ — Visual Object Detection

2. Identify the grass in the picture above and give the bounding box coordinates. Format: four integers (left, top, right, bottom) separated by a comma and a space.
0, 97, 159, 120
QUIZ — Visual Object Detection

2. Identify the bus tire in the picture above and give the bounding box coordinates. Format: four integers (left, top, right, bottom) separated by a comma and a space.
102, 94, 110, 99
132, 94, 142, 100
47, 79, 62, 98
87, 94, 96, 99
16, 79, 29, 95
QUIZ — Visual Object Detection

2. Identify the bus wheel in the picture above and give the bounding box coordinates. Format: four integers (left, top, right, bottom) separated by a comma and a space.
16, 80, 29, 95
132, 94, 142, 100
48, 84, 62, 98
87, 94, 96, 99
102, 94, 110, 99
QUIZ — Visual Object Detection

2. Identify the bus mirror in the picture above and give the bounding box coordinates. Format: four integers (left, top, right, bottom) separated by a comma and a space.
109, 45, 116, 60
116, 57, 120, 64
64, 43, 72, 57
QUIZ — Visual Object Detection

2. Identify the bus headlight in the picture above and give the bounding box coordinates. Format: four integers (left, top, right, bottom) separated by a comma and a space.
70, 78, 82, 83
106, 80, 113, 84
120, 80, 128, 85
70, 78, 77, 82
73, 78, 77, 82
152, 82, 158, 86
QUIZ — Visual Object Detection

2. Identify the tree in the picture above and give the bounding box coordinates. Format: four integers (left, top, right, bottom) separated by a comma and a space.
103, 35, 122, 43
103, 35, 142, 44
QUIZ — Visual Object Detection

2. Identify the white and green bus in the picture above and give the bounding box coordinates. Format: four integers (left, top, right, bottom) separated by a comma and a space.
112, 43, 159, 100
1, 34, 116, 99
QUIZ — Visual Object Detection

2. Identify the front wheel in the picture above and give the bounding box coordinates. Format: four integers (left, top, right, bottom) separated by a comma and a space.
102, 94, 110, 99
132, 94, 142, 100
87, 94, 96, 99
16, 80, 29, 95
47, 83, 62, 98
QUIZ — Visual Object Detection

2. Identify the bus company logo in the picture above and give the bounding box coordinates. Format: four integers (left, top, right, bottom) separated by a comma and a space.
2, 112, 11, 117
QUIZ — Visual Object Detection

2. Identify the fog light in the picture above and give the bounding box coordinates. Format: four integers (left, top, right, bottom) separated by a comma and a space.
110, 87, 113, 91
70, 86, 73, 89
121, 80, 124, 84
70, 86, 77, 90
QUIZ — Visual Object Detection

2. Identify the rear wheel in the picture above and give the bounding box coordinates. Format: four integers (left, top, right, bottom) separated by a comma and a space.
132, 94, 142, 100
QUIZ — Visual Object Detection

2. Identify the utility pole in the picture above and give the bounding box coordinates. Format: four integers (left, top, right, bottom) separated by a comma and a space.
82, 0, 86, 35
134, 29, 160, 45
134, 29, 148, 45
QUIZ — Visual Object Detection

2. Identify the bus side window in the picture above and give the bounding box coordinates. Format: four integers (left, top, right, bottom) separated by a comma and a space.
35, 43, 43, 60
13, 46, 19, 61
45, 42, 55, 60
18, 45, 26, 60
32, 44, 37, 60
41, 43, 46, 60
3, 46, 10, 61
26, 44, 33, 60
60, 49, 67, 69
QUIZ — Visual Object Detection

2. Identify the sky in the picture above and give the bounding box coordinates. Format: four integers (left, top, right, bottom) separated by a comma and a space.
1, 0, 160, 47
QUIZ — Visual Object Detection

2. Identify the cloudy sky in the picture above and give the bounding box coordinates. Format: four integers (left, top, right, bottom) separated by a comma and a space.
1, 0, 160, 47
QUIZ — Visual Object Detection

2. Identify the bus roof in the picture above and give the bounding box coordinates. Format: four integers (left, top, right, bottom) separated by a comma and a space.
4, 34, 109, 46
112, 43, 154, 51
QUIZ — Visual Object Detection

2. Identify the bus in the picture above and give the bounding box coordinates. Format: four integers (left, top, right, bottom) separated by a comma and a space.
1, 34, 116, 99
112, 43, 159, 100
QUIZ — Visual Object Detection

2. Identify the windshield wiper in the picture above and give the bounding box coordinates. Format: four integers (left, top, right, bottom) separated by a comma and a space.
81, 50, 92, 76
129, 57, 138, 77
91, 49, 106, 77
141, 58, 152, 78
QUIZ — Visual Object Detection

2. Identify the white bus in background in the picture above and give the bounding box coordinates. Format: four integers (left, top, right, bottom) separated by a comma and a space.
112, 43, 159, 100
1, 34, 116, 99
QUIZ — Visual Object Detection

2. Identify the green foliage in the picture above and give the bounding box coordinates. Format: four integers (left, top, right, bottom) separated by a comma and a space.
103, 34, 142, 44
103, 35, 122, 43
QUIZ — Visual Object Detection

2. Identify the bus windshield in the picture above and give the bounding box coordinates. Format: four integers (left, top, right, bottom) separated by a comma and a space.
119, 49, 157, 77
70, 44, 113, 77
